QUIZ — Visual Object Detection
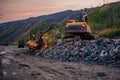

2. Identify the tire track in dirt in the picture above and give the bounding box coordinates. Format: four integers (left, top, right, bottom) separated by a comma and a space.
38, 66, 73, 80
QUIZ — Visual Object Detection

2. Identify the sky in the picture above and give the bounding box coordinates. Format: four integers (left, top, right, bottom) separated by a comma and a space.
0, 0, 118, 23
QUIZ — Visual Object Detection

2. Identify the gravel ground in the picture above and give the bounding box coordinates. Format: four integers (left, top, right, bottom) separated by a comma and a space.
0, 46, 120, 80
37, 38, 120, 68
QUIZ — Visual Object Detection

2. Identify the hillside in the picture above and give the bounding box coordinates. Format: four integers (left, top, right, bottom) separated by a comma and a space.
89, 2, 120, 31
0, 2, 120, 45
0, 10, 80, 45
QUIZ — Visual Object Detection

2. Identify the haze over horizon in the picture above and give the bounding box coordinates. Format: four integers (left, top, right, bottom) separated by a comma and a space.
0, 0, 119, 23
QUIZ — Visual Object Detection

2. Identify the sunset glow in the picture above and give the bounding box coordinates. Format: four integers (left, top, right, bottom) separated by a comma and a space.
0, 0, 118, 23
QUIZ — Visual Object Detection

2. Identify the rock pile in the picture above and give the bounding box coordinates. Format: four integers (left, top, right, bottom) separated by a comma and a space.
37, 38, 120, 67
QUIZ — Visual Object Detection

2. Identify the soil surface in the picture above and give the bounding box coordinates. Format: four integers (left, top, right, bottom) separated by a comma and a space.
0, 46, 120, 80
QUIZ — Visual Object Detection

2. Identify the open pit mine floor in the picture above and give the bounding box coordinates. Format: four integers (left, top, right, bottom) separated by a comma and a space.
0, 46, 120, 80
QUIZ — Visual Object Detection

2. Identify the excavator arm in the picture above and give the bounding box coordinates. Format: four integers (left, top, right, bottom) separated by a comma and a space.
39, 24, 61, 40
27, 24, 61, 51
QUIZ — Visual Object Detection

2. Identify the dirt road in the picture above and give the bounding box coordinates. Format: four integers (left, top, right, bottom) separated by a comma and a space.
0, 46, 120, 80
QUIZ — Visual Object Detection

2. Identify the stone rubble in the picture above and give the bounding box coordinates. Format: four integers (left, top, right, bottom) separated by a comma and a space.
37, 38, 120, 67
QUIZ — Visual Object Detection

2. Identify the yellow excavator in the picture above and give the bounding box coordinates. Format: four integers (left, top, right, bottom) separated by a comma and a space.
65, 9, 95, 40
26, 25, 61, 51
